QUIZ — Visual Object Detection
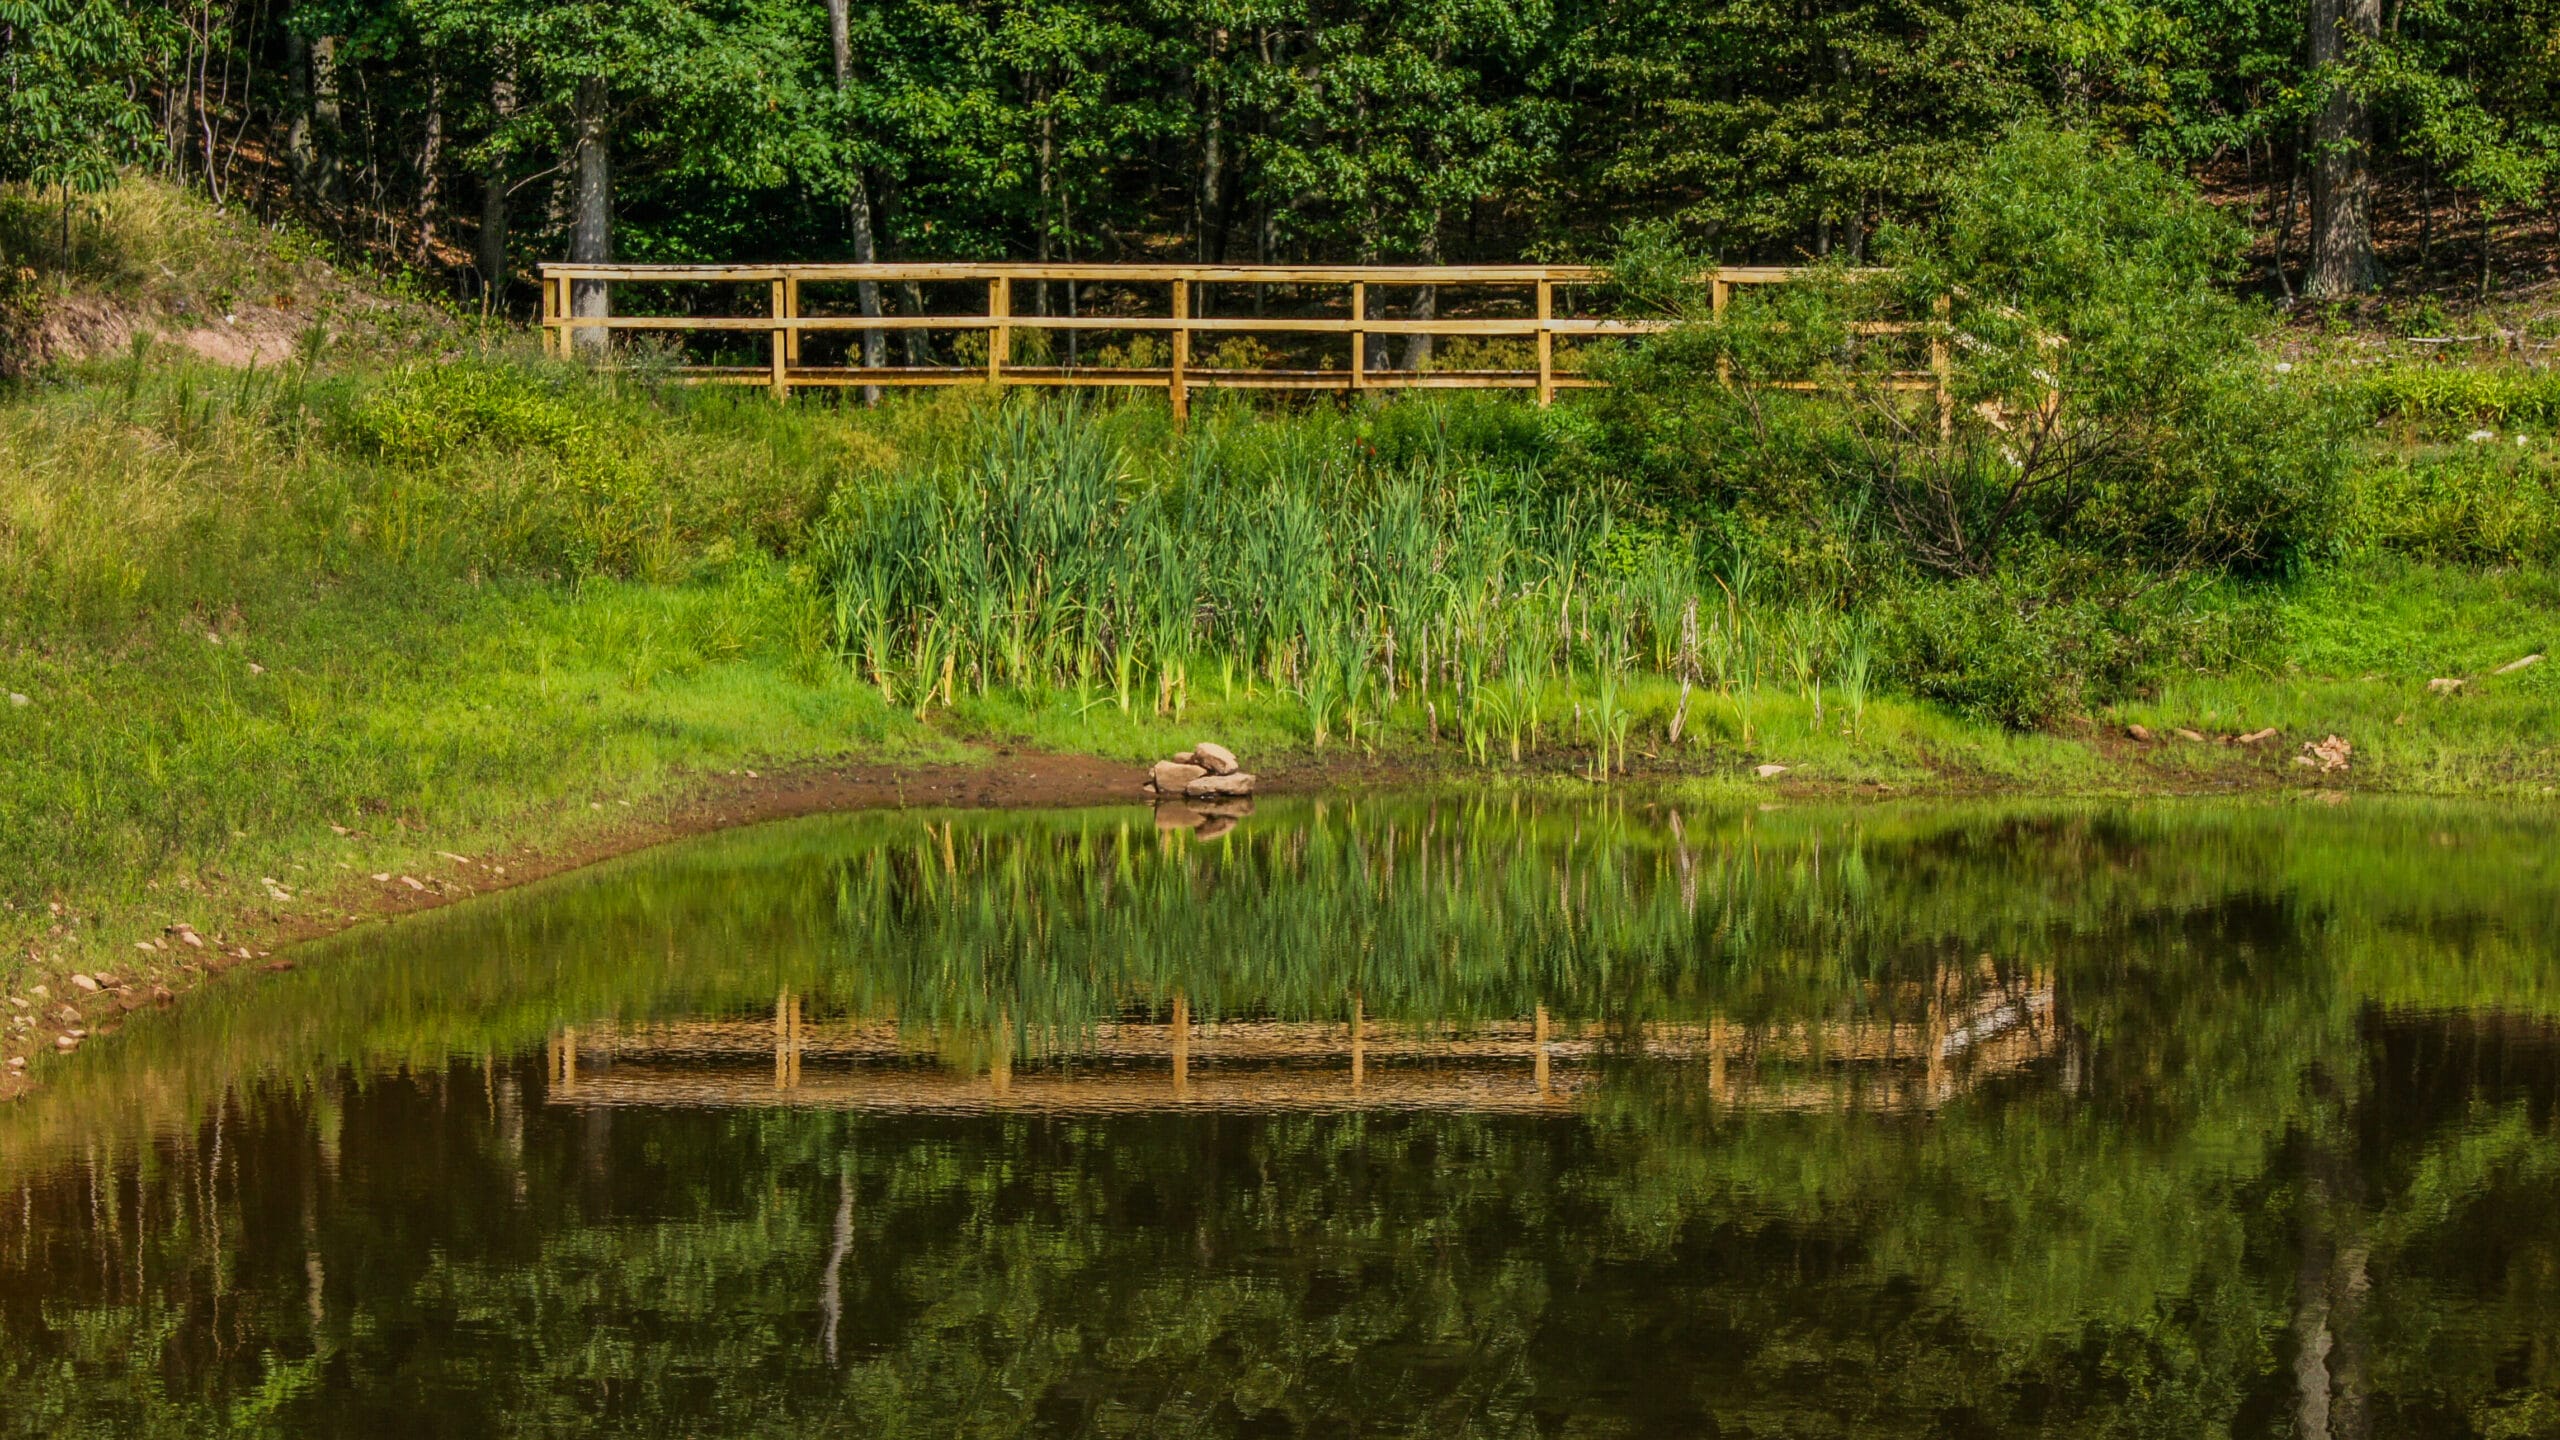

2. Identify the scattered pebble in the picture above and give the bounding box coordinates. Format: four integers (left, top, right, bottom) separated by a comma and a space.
1754, 763, 1790, 779
2175, 728, 2206, 742
2124, 723, 2152, 741
371, 872, 391, 882
70, 974, 99, 993
6, 693, 26, 708
2496, 654, 2544, 675
2427, 677, 2465, 695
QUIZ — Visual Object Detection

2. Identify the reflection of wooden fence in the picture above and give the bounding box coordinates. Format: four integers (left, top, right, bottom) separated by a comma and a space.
541, 972, 2054, 1116
533, 262, 1950, 420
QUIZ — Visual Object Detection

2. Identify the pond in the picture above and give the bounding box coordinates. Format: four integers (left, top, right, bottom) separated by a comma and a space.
2, 795, 2557, 1437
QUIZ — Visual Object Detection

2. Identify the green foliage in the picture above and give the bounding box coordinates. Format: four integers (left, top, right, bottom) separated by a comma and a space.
338, 359, 595, 460
0, 1, 168, 199
2343, 445, 2560, 566
2350, 365, 2560, 430
1585, 128, 2355, 724
1882, 572, 2160, 729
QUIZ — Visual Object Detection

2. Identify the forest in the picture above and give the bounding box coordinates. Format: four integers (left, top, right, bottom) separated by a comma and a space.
6, 0, 2560, 304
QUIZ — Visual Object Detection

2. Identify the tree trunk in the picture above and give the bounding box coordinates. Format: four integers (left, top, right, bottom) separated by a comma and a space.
1401, 226, 1440, 371
2271, 151, 2301, 301
2306, 0, 2379, 297
1196, 38, 1224, 262
569, 78, 612, 359
827, 0, 885, 397
2417, 165, 2432, 272
414, 70, 444, 268
289, 31, 344, 208
478, 70, 516, 307
2478, 204, 2493, 302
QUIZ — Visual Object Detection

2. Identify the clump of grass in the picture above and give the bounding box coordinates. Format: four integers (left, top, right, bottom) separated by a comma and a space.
808, 400, 1741, 763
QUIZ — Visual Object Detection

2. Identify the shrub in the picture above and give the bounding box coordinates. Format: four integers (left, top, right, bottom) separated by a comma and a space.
335, 360, 594, 461
2344, 445, 2560, 565
1589, 126, 2351, 587
1881, 567, 2169, 729
2349, 365, 2560, 431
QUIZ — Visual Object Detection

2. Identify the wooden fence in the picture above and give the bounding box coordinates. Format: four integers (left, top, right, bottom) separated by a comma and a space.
535, 261, 1950, 420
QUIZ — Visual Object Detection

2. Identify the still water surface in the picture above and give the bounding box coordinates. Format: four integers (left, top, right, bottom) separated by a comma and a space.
2, 796, 2557, 1437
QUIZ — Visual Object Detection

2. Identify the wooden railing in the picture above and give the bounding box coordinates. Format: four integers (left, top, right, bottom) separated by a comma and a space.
535, 261, 1949, 419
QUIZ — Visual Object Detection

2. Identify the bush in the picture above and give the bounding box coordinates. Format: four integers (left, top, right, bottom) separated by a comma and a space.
336, 360, 595, 461
2348, 365, 2560, 431
1881, 567, 2174, 729
2344, 445, 2560, 565
1589, 126, 2352, 588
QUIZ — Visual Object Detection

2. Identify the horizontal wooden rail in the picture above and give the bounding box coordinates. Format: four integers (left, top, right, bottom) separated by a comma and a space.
534, 261, 1946, 422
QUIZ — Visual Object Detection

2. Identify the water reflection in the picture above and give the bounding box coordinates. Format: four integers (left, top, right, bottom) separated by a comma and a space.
0, 797, 2555, 1438
554, 967, 2056, 1115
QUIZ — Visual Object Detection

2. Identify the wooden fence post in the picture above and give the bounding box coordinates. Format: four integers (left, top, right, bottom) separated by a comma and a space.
1712, 272, 1731, 388
1170, 278, 1190, 425
1931, 292, 1954, 440
783, 275, 802, 367
988, 277, 1009, 386
769, 278, 791, 399
1349, 280, 1366, 393
1535, 279, 1554, 407
540, 273, 557, 358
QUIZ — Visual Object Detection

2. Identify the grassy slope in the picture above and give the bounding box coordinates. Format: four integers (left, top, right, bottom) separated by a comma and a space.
7, 183, 2560, 1023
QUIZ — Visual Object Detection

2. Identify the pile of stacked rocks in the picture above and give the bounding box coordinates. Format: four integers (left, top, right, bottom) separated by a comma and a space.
1144, 742, 1257, 836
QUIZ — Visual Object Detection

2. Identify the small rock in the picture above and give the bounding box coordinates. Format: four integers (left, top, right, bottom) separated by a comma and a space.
6, 693, 26, 708
1185, 771, 1257, 799
1754, 763, 1789, 779
371, 872, 391, 882
2427, 677, 2464, 695
70, 974, 99, 993
178, 930, 203, 948
2300, 734, 2353, 774
54, 1035, 78, 1052
2496, 654, 2544, 675
1193, 742, 1240, 776
2175, 728, 2206, 742
2236, 727, 2278, 745
1172, 750, 1197, 765
400, 875, 426, 891
248, 662, 266, 676
2125, 723, 2152, 742
1151, 760, 1208, 792
5, 1056, 22, 1071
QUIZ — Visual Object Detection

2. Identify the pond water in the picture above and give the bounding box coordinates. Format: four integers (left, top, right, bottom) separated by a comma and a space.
2, 795, 2557, 1438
